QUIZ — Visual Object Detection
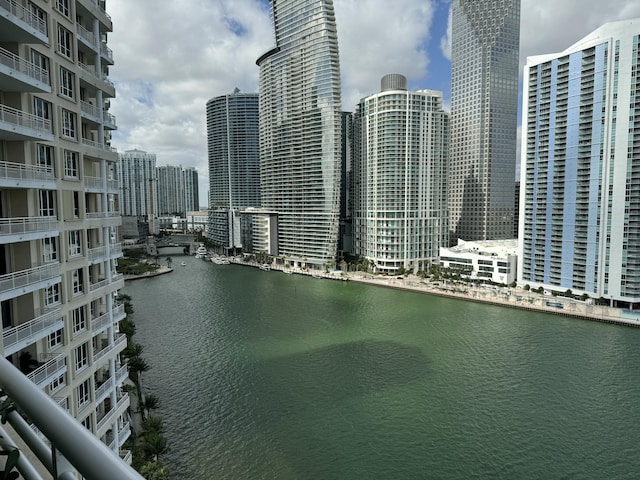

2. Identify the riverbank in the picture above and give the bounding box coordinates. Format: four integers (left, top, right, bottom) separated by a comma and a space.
124, 266, 173, 281
224, 258, 640, 329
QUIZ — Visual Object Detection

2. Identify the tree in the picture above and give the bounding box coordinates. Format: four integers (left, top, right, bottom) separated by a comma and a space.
140, 461, 169, 480
165, 256, 172, 268
142, 432, 168, 462
140, 394, 160, 418
122, 342, 143, 361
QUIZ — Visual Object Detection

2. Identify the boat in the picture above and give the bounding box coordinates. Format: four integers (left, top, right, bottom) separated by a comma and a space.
195, 244, 207, 257
260, 264, 271, 271
181, 261, 187, 266
282, 270, 293, 274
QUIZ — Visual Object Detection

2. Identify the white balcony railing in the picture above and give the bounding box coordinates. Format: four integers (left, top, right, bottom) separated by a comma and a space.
0, 161, 54, 183
91, 311, 110, 333
26, 353, 66, 387
81, 137, 117, 153
0, 0, 48, 36
88, 243, 123, 262
0, 104, 52, 135
0, 263, 59, 296
76, 23, 96, 45
115, 363, 128, 385
112, 304, 125, 323
93, 334, 126, 364
96, 394, 128, 432
77, 62, 114, 89
0, 46, 49, 85
0, 216, 57, 237
3, 308, 63, 354
100, 42, 113, 62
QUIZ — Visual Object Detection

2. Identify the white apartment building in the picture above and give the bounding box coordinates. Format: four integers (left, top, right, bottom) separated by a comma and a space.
519, 19, 640, 308
0, 0, 130, 464
352, 74, 449, 275
440, 239, 517, 285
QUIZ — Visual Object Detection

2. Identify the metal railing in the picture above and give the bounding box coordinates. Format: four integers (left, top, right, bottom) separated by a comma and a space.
82, 137, 117, 152
0, 0, 48, 36
2, 308, 63, 355
0, 104, 52, 135
100, 42, 113, 62
91, 310, 110, 333
25, 353, 66, 387
96, 394, 128, 432
76, 23, 96, 45
0, 355, 144, 479
0, 216, 57, 237
0, 161, 54, 183
93, 334, 126, 363
0, 46, 49, 85
0, 263, 59, 296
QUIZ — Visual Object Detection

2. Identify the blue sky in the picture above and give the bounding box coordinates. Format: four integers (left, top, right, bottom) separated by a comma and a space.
107, 0, 640, 207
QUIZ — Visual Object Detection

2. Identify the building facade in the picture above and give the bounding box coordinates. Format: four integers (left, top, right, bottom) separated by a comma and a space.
449, 0, 520, 242
440, 239, 517, 285
206, 91, 259, 250
519, 19, 640, 308
352, 75, 449, 275
183, 166, 199, 212
116, 149, 157, 217
257, 0, 343, 269
0, 0, 130, 462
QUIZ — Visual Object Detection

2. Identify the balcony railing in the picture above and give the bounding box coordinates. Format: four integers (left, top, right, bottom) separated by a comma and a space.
0, 263, 60, 297
2, 308, 63, 356
86, 210, 120, 220
0, 0, 48, 36
0, 215, 57, 237
0, 46, 49, 85
0, 104, 52, 136
78, 62, 114, 90
85, 175, 119, 191
76, 23, 96, 45
113, 303, 126, 323
77, 0, 112, 25
0, 160, 54, 184
93, 334, 126, 364
91, 310, 111, 333
0, 355, 144, 479
96, 394, 128, 432
100, 42, 113, 63
88, 243, 123, 262
82, 137, 117, 153
26, 353, 66, 388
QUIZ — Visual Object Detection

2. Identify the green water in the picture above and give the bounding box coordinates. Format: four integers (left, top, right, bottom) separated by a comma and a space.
124, 256, 640, 479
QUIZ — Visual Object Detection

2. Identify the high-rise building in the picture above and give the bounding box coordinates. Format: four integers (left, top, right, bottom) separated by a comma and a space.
449, 0, 520, 242
519, 19, 640, 308
0, 0, 131, 462
183, 166, 199, 212
206, 90, 260, 251
352, 74, 449, 274
257, 0, 343, 269
116, 149, 158, 217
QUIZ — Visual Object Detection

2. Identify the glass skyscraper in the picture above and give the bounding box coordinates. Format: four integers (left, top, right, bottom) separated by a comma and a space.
257, 0, 342, 269
449, 0, 520, 242
352, 74, 449, 275
519, 19, 640, 308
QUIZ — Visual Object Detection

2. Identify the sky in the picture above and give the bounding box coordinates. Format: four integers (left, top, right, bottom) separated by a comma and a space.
107, 0, 640, 207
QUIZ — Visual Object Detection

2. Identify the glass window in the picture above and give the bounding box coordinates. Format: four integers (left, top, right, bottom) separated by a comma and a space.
34, 97, 51, 120
72, 306, 86, 334
69, 230, 82, 257
55, 0, 70, 17
45, 283, 61, 306
64, 150, 78, 177
57, 25, 73, 59
61, 109, 76, 138
48, 329, 63, 349
36, 143, 53, 169
59, 66, 74, 98
30, 50, 50, 85
39, 190, 55, 217
49, 373, 66, 393
71, 268, 84, 296
74, 342, 88, 371
42, 237, 57, 263
77, 378, 90, 409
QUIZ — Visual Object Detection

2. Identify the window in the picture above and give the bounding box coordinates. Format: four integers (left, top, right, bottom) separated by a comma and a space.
72, 306, 87, 334
77, 378, 90, 410
73, 191, 80, 217
69, 230, 82, 257
71, 268, 84, 296
49, 374, 66, 394
55, 0, 70, 17
33, 97, 51, 120
74, 342, 88, 372
81, 415, 91, 430
57, 25, 73, 59
42, 237, 58, 263
59, 66, 74, 98
45, 283, 61, 306
36, 143, 53, 169
48, 329, 63, 349
64, 150, 78, 177
30, 50, 50, 85
39, 190, 55, 217
61, 109, 76, 138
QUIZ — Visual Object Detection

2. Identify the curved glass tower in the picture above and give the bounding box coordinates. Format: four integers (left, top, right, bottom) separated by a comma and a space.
449, 0, 520, 242
257, 0, 342, 269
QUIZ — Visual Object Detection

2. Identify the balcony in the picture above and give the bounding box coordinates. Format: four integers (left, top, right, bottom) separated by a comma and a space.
0, 161, 55, 189
0, 355, 144, 479
0, 0, 48, 43
100, 42, 114, 65
76, 23, 97, 48
85, 210, 121, 229
81, 137, 118, 161
0, 104, 53, 141
91, 310, 111, 335
96, 394, 129, 435
92, 333, 127, 366
2, 308, 63, 356
88, 242, 123, 264
0, 263, 61, 303
0, 216, 58, 244
26, 353, 66, 389
0, 46, 50, 92
76, 0, 113, 31
80, 101, 117, 130
85, 174, 119, 193
78, 62, 115, 97
113, 303, 126, 323
95, 364, 128, 405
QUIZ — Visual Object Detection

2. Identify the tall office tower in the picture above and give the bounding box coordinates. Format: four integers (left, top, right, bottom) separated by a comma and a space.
519, 19, 640, 308
339, 111, 353, 258
449, 0, 520, 243
257, 0, 342, 269
352, 74, 449, 275
206, 91, 260, 250
183, 166, 199, 212
156, 165, 185, 215
0, 0, 131, 463
116, 149, 158, 217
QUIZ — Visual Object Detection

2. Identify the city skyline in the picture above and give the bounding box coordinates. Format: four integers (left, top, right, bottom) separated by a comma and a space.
107, 0, 640, 207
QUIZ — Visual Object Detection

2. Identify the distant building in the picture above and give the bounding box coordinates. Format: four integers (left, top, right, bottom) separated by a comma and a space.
449, 0, 520, 242
519, 19, 640, 308
440, 239, 517, 285
206, 91, 260, 251
183, 167, 199, 212
116, 149, 158, 234
257, 0, 342, 269
352, 74, 449, 275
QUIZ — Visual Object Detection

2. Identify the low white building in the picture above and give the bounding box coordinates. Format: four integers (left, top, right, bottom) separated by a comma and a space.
439, 239, 518, 285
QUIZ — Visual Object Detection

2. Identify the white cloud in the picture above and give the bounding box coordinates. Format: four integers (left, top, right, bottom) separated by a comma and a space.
439, 5, 452, 61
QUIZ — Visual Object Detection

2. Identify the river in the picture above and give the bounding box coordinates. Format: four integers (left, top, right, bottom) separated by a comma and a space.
123, 255, 640, 479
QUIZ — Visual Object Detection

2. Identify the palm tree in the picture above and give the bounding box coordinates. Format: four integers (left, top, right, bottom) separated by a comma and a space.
140, 461, 169, 480
165, 256, 172, 268
140, 393, 160, 418
142, 432, 168, 462
122, 341, 143, 360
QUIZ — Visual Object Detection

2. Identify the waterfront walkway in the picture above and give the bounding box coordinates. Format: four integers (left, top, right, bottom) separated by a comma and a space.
228, 258, 640, 329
